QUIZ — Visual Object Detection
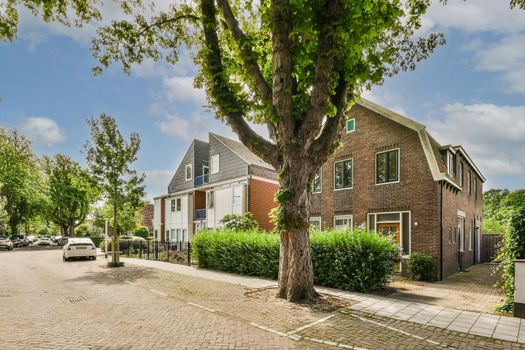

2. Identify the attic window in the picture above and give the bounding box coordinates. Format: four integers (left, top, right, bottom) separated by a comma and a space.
211, 154, 220, 174
185, 164, 192, 181
346, 118, 355, 133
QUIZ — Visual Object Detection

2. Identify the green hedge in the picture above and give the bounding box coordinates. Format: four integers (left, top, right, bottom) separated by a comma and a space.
192, 230, 398, 292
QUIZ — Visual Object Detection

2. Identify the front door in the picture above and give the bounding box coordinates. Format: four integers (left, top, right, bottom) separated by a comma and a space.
378, 223, 401, 272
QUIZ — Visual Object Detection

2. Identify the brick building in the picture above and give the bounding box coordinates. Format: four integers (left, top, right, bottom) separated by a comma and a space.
310, 99, 484, 279
152, 133, 279, 243
140, 204, 154, 235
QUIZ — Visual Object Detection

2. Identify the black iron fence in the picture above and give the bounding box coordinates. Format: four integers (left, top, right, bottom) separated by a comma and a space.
104, 240, 192, 266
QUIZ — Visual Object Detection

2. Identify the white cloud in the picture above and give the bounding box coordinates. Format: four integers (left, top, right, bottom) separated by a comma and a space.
362, 89, 408, 116
19, 117, 66, 147
423, 0, 525, 34
427, 102, 525, 181
142, 169, 173, 200
162, 76, 207, 105
473, 34, 525, 93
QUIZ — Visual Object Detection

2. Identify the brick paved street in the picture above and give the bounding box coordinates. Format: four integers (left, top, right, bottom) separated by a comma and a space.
1, 249, 524, 350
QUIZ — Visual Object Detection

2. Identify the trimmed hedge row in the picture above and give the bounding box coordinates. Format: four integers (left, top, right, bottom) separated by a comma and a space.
192, 230, 398, 292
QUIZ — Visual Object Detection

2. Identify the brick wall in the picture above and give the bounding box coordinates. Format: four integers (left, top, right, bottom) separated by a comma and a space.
141, 204, 154, 235
248, 178, 279, 231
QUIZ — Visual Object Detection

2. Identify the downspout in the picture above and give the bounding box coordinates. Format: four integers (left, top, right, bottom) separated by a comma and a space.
439, 182, 444, 281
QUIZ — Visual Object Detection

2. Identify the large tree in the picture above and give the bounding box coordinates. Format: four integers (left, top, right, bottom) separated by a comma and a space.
42, 154, 100, 237
0, 128, 41, 235
84, 114, 145, 266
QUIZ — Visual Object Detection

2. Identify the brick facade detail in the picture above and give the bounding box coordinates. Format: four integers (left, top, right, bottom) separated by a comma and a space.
248, 178, 279, 231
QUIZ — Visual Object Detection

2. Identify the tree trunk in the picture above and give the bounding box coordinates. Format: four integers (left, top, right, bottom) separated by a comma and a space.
68, 221, 75, 238
60, 225, 68, 237
277, 160, 318, 302
113, 206, 119, 265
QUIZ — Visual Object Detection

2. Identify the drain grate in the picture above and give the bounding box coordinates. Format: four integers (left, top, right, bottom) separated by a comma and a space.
68, 296, 87, 304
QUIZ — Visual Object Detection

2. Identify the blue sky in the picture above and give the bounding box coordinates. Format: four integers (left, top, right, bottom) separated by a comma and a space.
1, 0, 524, 199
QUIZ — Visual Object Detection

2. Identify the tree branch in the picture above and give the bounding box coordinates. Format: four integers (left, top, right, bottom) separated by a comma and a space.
137, 14, 199, 37
216, 0, 272, 106
298, 0, 344, 147
309, 79, 350, 167
271, 0, 294, 140
200, 0, 280, 166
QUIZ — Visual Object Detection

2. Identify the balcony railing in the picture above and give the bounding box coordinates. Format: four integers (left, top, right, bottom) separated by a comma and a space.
194, 174, 209, 187
195, 208, 206, 220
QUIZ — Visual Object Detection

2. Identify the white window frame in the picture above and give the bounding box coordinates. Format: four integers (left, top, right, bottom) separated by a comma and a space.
367, 211, 411, 257
313, 169, 322, 193
458, 215, 465, 252
333, 158, 353, 191
176, 198, 182, 212
447, 151, 454, 176
333, 215, 353, 231
309, 216, 322, 231
185, 164, 192, 181
207, 191, 215, 208
346, 118, 356, 133
375, 148, 400, 185
170, 199, 177, 212
210, 154, 220, 174
232, 186, 242, 205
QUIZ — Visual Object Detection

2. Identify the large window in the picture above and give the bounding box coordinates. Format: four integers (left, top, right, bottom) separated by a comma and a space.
333, 215, 352, 231
171, 198, 181, 212
458, 216, 465, 252
233, 186, 242, 205
313, 169, 322, 193
334, 159, 353, 190
207, 191, 215, 208
376, 149, 399, 184
185, 164, 192, 181
210, 154, 220, 174
309, 217, 321, 231
459, 162, 464, 187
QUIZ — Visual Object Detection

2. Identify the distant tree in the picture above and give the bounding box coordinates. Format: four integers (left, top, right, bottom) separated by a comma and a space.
0, 128, 41, 235
85, 114, 145, 266
42, 154, 100, 237
220, 212, 259, 232
134, 226, 150, 239
484, 189, 510, 222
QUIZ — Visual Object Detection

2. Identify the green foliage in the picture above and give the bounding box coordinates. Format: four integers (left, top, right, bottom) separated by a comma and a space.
483, 219, 507, 235
407, 252, 437, 282
192, 229, 397, 292
220, 212, 258, 231
483, 189, 525, 234
495, 207, 525, 312
42, 154, 100, 236
0, 128, 45, 235
134, 226, 150, 239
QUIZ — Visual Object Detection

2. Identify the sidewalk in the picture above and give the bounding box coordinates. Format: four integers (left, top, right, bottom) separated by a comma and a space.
120, 257, 525, 344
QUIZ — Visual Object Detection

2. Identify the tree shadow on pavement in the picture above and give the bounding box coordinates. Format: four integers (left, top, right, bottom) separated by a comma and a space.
64, 265, 157, 286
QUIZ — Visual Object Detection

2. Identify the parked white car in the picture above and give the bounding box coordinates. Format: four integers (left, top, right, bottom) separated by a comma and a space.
62, 238, 97, 261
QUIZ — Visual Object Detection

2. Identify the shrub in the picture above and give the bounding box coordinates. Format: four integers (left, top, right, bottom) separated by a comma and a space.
220, 212, 259, 231
495, 206, 525, 312
407, 252, 437, 282
192, 229, 398, 292
102, 236, 147, 252
134, 226, 150, 239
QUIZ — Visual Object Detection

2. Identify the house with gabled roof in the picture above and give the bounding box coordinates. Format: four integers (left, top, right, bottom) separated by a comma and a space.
309, 99, 485, 279
152, 133, 279, 243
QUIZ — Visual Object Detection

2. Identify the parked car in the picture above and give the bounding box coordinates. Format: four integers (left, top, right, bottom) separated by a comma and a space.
37, 237, 51, 246
11, 236, 28, 248
26, 235, 37, 244
57, 237, 69, 246
0, 236, 14, 250
51, 235, 62, 243
62, 238, 97, 261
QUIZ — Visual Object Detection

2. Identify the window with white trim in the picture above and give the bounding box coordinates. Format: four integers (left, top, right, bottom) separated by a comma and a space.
210, 154, 220, 174
171, 199, 176, 212
309, 217, 321, 231
233, 186, 242, 205
346, 118, 355, 133
333, 215, 352, 231
207, 191, 215, 208
334, 159, 353, 190
185, 164, 192, 181
313, 169, 322, 193
458, 216, 465, 252
376, 149, 399, 184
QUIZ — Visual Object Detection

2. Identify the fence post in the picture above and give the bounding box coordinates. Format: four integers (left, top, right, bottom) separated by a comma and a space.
147, 241, 150, 260
127, 241, 131, 257
166, 240, 170, 262
139, 241, 143, 259
187, 242, 191, 266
